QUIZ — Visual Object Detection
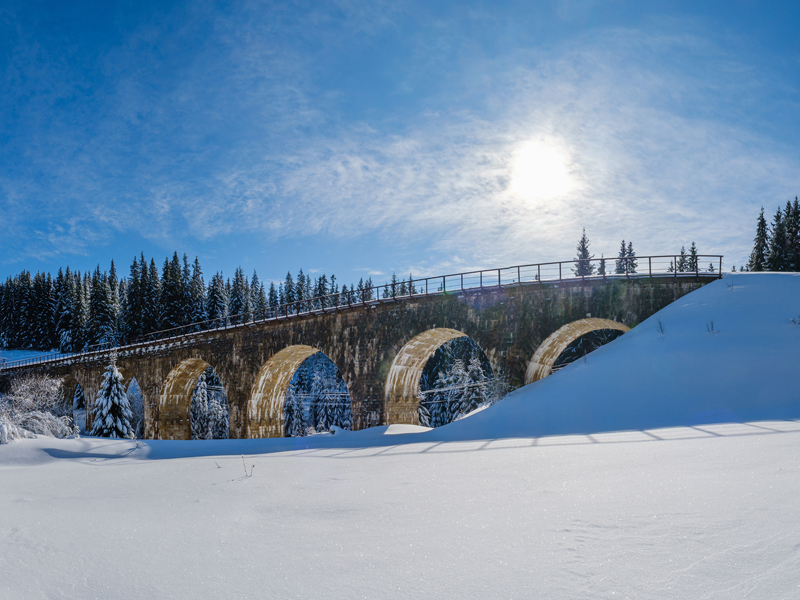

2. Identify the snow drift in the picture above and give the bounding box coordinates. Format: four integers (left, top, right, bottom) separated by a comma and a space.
443, 272, 800, 440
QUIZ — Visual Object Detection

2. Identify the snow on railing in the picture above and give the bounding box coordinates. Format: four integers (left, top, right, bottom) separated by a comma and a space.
0, 254, 723, 372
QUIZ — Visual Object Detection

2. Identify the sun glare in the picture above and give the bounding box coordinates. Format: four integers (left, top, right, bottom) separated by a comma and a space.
509, 140, 574, 201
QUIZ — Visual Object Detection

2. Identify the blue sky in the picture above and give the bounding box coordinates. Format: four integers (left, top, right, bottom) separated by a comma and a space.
1, 0, 799, 284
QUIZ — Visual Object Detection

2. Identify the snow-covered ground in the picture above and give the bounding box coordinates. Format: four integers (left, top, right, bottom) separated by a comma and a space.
0, 348, 59, 363
2, 273, 800, 599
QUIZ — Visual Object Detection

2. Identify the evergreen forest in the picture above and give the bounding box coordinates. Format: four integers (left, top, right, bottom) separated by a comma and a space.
0, 251, 411, 354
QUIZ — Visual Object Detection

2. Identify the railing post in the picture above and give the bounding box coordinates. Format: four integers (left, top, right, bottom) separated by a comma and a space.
719, 256, 723, 278
559, 262, 562, 281
442, 276, 446, 292
517, 266, 521, 284
674, 256, 678, 281
480, 272, 482, 288
649, 256, 652, 277
498, 269, 501, 287
461, 273, 463, 291
537, 264, 541, 281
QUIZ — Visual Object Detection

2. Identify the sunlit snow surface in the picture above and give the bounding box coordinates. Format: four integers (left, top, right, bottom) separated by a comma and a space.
2, 273, 800, 599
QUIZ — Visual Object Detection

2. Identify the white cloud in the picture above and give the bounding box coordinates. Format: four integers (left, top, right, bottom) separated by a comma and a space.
216, 27, 799, 271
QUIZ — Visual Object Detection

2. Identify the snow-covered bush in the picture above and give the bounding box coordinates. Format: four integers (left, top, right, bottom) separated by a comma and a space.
0, 373, 77, 443
3, 373, 70, 417
16, 411, 75, 438
0, 418, 34, 444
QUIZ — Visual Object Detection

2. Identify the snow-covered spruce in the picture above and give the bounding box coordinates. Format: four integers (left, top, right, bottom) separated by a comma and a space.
90, 362, 134, 438
190, 372, 211, 439
189, 367, 229, 440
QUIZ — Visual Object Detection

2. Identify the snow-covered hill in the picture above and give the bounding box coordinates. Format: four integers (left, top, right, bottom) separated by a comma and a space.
446, 272, 800, 440
2, 273, 800, 599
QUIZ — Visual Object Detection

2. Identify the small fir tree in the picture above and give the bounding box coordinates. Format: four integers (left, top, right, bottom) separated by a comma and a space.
90, 361, 134, 439
688, 242, 699, 272
573, 229, 595, 277
615, 240, 627, 274
748, 207, 769, 271
626, 241, 637, 273
283, 386, 305, 437
768, 207, 788, 271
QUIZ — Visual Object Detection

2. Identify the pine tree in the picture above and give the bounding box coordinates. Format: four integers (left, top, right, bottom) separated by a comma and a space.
310, 371, 332, 431
268, 282, 278, 311
181, 254, 192, 324
676, 246, 689, 272
190, 372, 211, 440
283, 272, 296, 305
783, 200, 798, 271
189, 258, 207, 328
615, 240, 627, 274
458, 352, 488, 418
573, 228, 595, 277
87, 266, 115, 347
283, 385, 305, 437
688, 242, 699, 273
229, 267, 252, 324
160, 252, 186, 330
789, 198, 800, 271
251, 271, 267, 319
90, 361, 134, 438
407, 273, 416, 295
124, 257, 142, 341
748, 207, 769, 271
72, 383, 86, 413
365, 277, 374, 300
626, 241, 637, 274
768, 207, 788, 271
71, 271, 88, 351
598, 255, 606, 277
143, 258, 162, 334
206, 272, 228, 327
204, 368, 228, 438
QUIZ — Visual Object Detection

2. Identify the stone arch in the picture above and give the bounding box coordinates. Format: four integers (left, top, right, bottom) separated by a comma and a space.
156, 358, 214, 440
384, 328, 472, 426
247, 345, 324, 438
525, 318, 630, 384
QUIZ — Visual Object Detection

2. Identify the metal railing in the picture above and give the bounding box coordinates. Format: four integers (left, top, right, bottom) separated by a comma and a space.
0, 254, 723, 371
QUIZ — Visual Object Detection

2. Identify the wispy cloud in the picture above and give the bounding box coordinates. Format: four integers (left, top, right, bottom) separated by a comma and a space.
1, 4, 798, 275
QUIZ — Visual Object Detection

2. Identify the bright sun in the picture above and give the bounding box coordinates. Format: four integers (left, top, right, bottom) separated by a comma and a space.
509, 140, 574, 201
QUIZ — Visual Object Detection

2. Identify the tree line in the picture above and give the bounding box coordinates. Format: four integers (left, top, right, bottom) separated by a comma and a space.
745, 198, 800, 272
0, 251, 415, 353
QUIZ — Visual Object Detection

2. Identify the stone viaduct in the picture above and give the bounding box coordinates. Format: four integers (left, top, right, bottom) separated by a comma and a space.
0, 273, 718, 440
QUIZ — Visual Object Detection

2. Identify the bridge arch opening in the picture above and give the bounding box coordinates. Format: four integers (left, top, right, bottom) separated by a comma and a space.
385, 328, 494, 427
156, 358, 229, 440
525, 318, 629, 384
247, 345, 351, 438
